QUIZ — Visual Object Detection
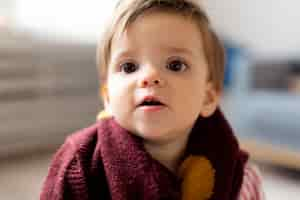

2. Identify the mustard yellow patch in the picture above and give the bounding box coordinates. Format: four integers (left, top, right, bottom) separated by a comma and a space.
97, 110, 112, 120
179, 156, 215, 200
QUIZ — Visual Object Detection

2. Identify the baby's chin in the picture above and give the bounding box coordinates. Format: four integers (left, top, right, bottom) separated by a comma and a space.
132, 126, 181, 144
114, 116, 183, 143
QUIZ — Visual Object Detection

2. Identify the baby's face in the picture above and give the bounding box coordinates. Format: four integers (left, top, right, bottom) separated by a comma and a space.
105, 12, 218, 143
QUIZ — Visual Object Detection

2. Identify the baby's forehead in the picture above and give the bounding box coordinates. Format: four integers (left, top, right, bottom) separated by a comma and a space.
113, 11, 203, 39
110, 45, 200, 60
110, 14, 205, 57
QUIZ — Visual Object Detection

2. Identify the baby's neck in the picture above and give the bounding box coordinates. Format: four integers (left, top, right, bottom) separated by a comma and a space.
144, 134, 189, 173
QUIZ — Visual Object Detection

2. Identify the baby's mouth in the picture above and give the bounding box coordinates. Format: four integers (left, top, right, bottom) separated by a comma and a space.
139, 100, 164, 107
137, 96, 166, 108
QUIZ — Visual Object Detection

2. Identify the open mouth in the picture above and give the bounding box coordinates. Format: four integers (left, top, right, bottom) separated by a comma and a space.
139, 100, 164, 106
138, 96, 165, 107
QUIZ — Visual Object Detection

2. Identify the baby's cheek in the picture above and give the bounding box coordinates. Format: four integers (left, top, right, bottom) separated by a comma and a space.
108, 85, 124, 103
110, 94, 131, 117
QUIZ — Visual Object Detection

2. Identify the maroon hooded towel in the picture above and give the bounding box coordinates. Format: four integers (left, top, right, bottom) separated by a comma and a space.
40, 108, 248, 200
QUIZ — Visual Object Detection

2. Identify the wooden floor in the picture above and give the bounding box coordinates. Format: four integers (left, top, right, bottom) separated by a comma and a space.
0, 151, 299, 200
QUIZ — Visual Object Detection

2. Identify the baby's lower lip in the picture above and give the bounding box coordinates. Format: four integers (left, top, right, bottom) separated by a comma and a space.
139, 105, 166, 112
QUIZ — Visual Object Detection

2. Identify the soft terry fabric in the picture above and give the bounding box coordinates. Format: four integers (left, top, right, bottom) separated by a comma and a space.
40, 108, 248, 200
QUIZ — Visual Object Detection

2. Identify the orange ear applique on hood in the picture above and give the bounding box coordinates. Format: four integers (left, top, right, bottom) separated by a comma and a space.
178, 155, 215, 200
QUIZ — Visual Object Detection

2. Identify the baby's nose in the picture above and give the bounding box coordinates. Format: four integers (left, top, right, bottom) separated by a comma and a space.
140, 79, 162, 87
138, 67, 166, 88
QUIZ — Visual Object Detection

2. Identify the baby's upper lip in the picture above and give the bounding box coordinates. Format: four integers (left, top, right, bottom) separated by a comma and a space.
137, 95, 166, 107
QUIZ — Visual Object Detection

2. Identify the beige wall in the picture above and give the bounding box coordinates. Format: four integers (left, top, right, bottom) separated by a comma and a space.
4, 0, 300, 58
0, 0, 16, 25
202, 0, 300, 59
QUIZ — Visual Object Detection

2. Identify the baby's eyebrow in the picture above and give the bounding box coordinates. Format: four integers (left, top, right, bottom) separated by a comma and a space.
111, 49, 136, 61
163, 46, 196, 57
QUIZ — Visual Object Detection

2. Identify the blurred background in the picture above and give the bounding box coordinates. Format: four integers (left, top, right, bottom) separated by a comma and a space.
0, 0, 300, 199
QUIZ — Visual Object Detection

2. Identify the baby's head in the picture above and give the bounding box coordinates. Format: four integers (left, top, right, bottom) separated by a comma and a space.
97, 0, 225, 143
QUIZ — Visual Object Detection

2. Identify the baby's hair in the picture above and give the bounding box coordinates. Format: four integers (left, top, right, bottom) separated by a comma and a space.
97, 0, 225, 94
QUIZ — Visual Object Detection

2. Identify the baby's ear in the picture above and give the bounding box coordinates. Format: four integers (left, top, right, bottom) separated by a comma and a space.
200, 82, 220, 118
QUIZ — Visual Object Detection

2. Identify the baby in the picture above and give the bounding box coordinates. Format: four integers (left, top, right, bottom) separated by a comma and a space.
41, 0, 264, 199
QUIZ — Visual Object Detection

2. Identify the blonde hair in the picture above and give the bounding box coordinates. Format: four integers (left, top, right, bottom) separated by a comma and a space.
97, 0, 225, 95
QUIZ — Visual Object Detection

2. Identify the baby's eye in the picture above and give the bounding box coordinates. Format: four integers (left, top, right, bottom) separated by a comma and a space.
166, 59, 187, 72
120, 62, 139, 74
